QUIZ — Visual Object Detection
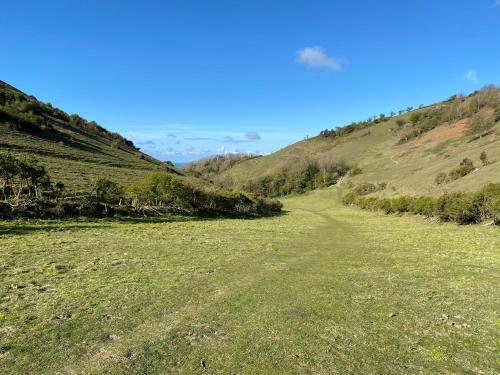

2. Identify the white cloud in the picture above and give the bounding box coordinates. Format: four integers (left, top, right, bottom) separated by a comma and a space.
463, 70, 478, 82
296, 46, 342, 71
495, 0, 500, 7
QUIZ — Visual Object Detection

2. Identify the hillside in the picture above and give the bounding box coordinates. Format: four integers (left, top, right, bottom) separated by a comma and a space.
189, 87, 500, 197
0, 80, 174, 191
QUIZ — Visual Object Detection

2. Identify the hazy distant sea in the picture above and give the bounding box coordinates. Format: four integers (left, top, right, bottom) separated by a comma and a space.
173, 162, 188, 168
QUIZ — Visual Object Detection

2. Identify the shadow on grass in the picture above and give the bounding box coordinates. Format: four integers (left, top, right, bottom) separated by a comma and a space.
0, 223, 113, 236
0, 211, 289, 235
109, 209, 289, 224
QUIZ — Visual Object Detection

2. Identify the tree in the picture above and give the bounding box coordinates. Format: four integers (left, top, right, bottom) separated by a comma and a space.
94, 178, 124, 205
17, 155, 50, 198
480, 151, 489, 166
0, 153, 19, 199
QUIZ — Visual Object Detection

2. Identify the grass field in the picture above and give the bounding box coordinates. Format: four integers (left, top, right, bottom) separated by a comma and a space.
1, 188, 499, 374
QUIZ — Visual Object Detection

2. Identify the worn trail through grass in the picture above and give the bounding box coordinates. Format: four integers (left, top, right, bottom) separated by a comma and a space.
0, 188, 499, 374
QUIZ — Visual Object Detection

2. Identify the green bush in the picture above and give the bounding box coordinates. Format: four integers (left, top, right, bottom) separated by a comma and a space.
352, 182, 386, 196
243, 159, 350, 197
127, 172, 282, 216
449, 158, 475, 180
343, 183, 500, 225
435, 172, 448, 185
480, 151, 489, 166
94, 178, 124, 205
348, 167, 363, 177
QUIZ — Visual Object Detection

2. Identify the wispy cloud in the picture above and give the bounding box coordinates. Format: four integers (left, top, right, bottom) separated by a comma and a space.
184, 132, 262, 143
123, 123, 305, 162
463, 70, 478, 82
245, 131, 261, 140
184, 137, 215, 141
495, 0, 500, 7
296, 46, 342, 71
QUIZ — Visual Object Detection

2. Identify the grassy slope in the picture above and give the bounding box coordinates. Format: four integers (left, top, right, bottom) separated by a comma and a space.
0, 80, 184, 190
1, 188, 498, 374
0, 123, 167, 191
219, 111, 500, 196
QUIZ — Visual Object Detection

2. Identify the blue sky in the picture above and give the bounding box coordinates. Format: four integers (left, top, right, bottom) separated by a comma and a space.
1, 1, 499, 162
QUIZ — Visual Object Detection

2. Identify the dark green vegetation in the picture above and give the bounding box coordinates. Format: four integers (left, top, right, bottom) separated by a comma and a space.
344, 183, 500, 225
0, 153, 281, 219
126, 172, 282, 216
189, 86, 500, 198
1, 189, 498, 374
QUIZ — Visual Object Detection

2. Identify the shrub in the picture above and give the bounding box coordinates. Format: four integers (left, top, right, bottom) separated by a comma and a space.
480, 151, 489, 166
448, 158, 475, 180
94, 178, 124, 205
352, 182, 386, 196
435, 172, 448, 185
343, 183, 500, 225
348, 167, 363, 177
127, 172, 282, 216
353, 183, 377, 195
396, 118, 406, 128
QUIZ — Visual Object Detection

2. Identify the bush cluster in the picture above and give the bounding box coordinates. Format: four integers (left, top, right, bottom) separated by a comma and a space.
0, 154, 282, 219
242, 158, 350, 197
343, 183, 500, 225
436, 158, 478, 185
126, 172, 281, 216
351, 182, 387, 196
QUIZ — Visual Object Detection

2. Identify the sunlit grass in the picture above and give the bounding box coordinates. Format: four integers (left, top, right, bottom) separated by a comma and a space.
0, 188, 499, 373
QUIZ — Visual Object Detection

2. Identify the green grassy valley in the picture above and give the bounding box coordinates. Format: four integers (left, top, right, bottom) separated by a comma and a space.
1, 81, 499, 373
1, 188, 499, 374
3, 2, 500, 373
